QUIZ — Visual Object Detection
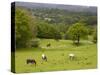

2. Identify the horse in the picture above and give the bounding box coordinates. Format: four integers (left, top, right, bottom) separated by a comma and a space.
46, 43, 51, 47
26, 59, 36, 66
42, 54, 47, 62
69, 53, 75, 60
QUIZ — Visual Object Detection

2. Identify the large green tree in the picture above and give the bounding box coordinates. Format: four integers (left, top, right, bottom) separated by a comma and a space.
15, 8, 36, 48
67, 22, 88, 45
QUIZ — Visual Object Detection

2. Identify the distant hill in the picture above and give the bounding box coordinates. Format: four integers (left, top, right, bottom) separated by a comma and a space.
14, 2, 97, 26
15, 2, 97, 13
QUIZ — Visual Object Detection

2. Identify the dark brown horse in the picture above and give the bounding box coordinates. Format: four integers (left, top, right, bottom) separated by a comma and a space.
46, 43, 51, 47
26, 59, 36, 66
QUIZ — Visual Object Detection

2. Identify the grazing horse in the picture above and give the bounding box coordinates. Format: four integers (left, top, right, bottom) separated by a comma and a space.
42, 54, 47, 62
26, 59, 36, 66
46, 43, 51, 47
69, 53, 75, 60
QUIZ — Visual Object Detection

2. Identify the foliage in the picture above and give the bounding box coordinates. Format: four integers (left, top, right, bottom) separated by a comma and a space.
36, 21, 61, 39
67, 22, 88, 45
15, 6, 97, 48
32, 8, 97, 26
15, 8, 37, 48
30, 39, 40, 47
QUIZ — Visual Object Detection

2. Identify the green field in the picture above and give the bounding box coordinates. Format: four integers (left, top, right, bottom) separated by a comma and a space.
15, 39, 97, 73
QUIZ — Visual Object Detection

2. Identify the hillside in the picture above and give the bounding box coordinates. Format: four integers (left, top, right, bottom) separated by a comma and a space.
15, 2, 97, 13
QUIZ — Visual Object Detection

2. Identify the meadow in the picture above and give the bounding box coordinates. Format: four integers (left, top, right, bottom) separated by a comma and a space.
15, 39, 97, 73
12, 3, 97, 73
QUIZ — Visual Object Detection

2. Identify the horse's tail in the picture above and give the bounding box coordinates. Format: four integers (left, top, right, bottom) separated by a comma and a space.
34, 60, 36, 67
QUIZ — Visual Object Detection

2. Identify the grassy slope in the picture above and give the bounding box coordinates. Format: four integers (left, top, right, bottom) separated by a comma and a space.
15, 39, 97, 73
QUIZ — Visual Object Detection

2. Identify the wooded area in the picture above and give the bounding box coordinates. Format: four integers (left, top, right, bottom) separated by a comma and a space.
15, 6, 97, 48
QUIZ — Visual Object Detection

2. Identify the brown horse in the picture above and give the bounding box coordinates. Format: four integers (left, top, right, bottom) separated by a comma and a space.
47, 43, 51, 47
26, 59, 36, 66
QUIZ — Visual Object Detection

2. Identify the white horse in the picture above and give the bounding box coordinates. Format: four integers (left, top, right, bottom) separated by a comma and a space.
69, 53, 75, 60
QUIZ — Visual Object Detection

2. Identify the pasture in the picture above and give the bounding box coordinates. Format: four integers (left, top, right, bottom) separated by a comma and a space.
15, 39, 97, 73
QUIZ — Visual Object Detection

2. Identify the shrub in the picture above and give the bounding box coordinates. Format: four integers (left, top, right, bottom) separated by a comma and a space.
31, 39, 40, 47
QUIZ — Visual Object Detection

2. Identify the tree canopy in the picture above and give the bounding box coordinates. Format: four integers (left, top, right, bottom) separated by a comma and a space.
36, 21, 61, 39
14, 6, 97, 48
67, 22, 88, 45
15, 8, 37, 48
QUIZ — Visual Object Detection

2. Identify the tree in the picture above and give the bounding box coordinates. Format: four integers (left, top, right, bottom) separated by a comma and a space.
15, 8, 37, 48
92, 28, 97, 43
67, 22, 88, 45
36, 21, 61, 39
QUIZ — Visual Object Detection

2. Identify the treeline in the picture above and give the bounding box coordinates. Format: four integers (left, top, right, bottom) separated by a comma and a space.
32, 8, 97, 25
15, 7, 97, 48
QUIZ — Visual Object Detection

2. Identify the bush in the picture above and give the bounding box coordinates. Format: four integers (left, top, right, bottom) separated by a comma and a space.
31, 39, 40, 47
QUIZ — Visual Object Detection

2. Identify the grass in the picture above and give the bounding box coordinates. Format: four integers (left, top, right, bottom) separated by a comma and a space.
15, 39, 97, 73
